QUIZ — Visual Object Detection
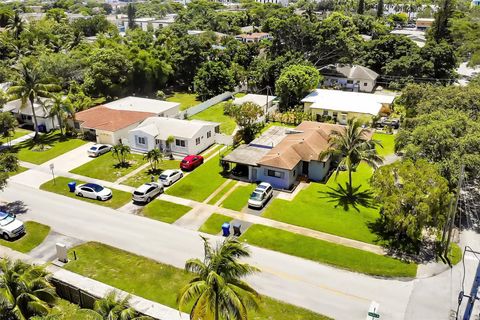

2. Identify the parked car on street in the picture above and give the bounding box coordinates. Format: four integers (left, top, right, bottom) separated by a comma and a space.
248, 182, 274, 209
0, 211, 25, 240
180, 155, 204, 171
132, 182, 163, 203
87, 144, 112, 157
75, 183, 112, 201
159, 170, 183, 186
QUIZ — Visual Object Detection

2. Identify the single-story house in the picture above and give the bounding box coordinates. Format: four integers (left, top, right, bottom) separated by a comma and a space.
102, 96, 180, 117
128, 117, 219, 155
321, 64, 379, 93
301, 89, 396, 124
235, 32, 272, 43
233, 94, 277, 117
73, 106, 154, 145
4, 98, 58, 132
223, 122, 362, 190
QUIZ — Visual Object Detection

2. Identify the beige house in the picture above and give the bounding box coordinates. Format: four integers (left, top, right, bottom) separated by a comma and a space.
302, 89, 395, 124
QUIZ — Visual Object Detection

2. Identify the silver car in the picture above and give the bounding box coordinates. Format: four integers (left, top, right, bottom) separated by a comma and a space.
132, 182, 163, 203
87, 144, 111, 157
159, 170, 183, 186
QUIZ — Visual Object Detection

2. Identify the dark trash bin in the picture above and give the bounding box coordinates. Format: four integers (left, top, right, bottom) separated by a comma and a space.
222, 222, 230, 237
233, 223, 242, 237
68, 181, 76, 192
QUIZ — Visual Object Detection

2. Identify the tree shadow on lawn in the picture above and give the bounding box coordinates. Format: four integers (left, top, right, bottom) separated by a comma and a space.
318, 182, 376, 213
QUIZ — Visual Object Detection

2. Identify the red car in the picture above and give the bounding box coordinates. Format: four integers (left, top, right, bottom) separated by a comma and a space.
180, 155, 204, 171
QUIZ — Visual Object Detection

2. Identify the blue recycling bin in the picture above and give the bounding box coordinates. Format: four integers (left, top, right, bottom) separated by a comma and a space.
222, 222, 230, 237
68, 181, 76, 193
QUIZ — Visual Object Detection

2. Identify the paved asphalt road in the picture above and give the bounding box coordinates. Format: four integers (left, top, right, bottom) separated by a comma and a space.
1, 182, 478, 320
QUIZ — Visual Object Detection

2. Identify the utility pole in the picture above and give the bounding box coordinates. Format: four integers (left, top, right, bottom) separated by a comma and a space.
444, 164, 465, 257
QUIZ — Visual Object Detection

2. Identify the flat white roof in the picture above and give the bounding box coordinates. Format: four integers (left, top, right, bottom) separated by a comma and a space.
103, 97, 180, 114
233, 94, 277, 107
132, 117, 219, 140
301, 89, 395, 116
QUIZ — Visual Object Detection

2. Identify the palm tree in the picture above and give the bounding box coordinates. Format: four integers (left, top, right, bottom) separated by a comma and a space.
7, 62, 60, 140
93, 291, 150, 320
178, 236, 260, 320
111, 144, 131, 167
144, 149, 163, 172
6, 10, 24, 40
45, 93, 69, 136
322, 118, 383, 196
0, 259, 57, 319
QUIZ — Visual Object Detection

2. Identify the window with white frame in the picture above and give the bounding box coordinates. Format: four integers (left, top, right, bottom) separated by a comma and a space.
175, 139, 186, 147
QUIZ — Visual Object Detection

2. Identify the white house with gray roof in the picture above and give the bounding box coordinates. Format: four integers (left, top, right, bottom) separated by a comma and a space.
321, 64, 379, 93
128, 117, 219, 155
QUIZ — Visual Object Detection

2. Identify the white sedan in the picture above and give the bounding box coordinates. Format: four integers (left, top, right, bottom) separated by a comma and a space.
87, 144, 111, 157
159, 170, 183, 186
75, 183, 112, 201
132, 182, 163, 203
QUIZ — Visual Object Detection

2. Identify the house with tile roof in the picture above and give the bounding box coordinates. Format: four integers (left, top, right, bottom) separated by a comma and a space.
320, 64, 379, 93
223, 121, 370, 189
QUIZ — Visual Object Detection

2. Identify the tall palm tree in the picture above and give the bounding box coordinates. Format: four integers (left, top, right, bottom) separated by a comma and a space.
0, 259, 57, 319
111, 144, 131, 166
93, 291, 150, 320
322, 118, 383, 195
178, 236, 260, 320
144, 148, 163, 172
7, 62, 60, 140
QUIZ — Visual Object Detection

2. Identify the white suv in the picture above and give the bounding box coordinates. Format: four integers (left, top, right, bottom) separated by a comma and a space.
248, 182, 274, 209
132, 182, 163, 203
0, 211, 25, 240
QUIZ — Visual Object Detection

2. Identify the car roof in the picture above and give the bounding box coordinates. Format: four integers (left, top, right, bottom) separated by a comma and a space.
161, 169, 177, 175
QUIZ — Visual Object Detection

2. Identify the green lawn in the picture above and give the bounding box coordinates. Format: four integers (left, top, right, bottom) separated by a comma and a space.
121, 160, 180, 187
241, 225, 417, 277
190, 102, 237, 135
166, 92, 201, 111
263, 163, 380, 244
373, 132, 396, 157
207, 180, 237, 205
0, 221, 50, 253
70, 153, 147, 182
198, 213, 233, 234
221, 184, 257, 211
0, 128, 32, 144
142, 199, 192, 223
40, 177, 132, 209
165, 154, 227, 202
65, 242, 330, 320
15, 131, 87, 165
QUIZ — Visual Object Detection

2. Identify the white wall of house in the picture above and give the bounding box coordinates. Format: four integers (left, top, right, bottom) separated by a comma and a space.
323, 77, 376, 93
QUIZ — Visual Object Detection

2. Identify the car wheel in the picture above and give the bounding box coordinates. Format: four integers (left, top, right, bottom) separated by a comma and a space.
3, 233, 10, 240
78, 193, 83, 197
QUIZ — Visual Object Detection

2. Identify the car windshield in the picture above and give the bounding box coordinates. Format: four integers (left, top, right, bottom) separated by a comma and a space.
0, 214, 14, 227
159, 174, 167, 179
250, 191, 263, 201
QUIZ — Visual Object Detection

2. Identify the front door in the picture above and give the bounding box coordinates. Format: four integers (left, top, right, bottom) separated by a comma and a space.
302, 162, 309, 175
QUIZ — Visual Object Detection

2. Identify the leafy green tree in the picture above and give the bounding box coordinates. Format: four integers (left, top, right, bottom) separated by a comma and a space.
321, 118, 383, 196
93, 291, 149, 320
275, 64, 321, 109
111, 144, 131, 167
0, 112, 18, 145
178, 236, 260, 320
0, 259, 57, 319
8, 62, 60, 140
194, 61, 235, 101
371, 159, 451, 247
144, 148, 163, 172
227, 102, 264, 143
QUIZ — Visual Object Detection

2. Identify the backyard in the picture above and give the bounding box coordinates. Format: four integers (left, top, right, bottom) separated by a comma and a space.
40, 177, 132, 209
121, 159, 180, 187
14, 131, 86, 165
165, 153, 227, 202
0, 221, 50, 253
65, 242, 330, 320
70, 153, 147, 182
166, 92, 201, 111
142, 199, 192, 223
190, 102, 237, 135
